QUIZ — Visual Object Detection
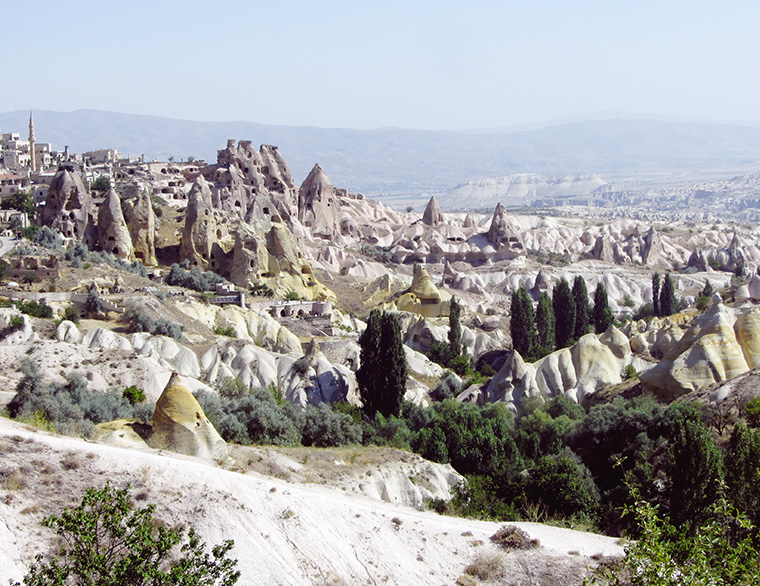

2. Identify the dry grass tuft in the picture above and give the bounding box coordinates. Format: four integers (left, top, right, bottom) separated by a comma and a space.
490, 525, 540, 550
464, 552, 505, 580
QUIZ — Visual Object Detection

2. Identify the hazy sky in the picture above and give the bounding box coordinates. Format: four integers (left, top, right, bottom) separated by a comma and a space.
5, 0, 759, 129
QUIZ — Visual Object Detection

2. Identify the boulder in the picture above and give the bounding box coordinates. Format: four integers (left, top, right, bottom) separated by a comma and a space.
95, 419, 151, 450
150, 373, 227, 459
480, 350, 540, 412
56, 320, 80, 343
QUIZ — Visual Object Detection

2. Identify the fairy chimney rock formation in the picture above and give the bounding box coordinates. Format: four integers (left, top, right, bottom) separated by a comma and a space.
298, 164, 341, 240
124, 190, 157, 266
486, 203, 525, 254
41, 166, 96, 247
151, 373, 227, 459
422, 196, 444, 227
97, 188, 134, 261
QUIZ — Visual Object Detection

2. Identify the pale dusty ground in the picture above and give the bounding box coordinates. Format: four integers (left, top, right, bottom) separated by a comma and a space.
0, 417, 624, 586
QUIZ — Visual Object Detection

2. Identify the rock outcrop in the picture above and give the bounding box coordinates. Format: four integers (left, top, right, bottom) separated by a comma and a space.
422, 197, 444, 227
124, 190, 157, 266
180, 176, 233, 271
298, 164, 341, 240
486, 203, 525, 255
641, 304, 760, 399
395, 264, 451, 317
150, 373, 227, 459
97, 188, 134, 260
41, 166, 96, 247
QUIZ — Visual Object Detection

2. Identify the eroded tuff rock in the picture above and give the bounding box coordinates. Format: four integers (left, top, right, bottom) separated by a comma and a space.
486, 203, 525, 255
298, 164, 341, 240
124, 190, 157, 266
467, 327, 638, 411
422, 196, 444, 227
97, 188, 134, 260
151, 373, 227, 459
41, 166, 96, 246
180, 176, 233, 271
393, 264, 451, 317
641, 304, 760, 400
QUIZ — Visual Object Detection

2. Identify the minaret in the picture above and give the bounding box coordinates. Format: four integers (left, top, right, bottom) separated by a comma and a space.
28, 111, 37, 173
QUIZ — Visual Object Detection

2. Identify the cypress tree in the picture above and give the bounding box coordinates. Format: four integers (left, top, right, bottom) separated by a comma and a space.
593, 282, 614, 333
572, 275, 590, 339
448, 296, 462, 359
536, 292, 555, 355
660, 273, 677, 317
510, 286, 536, 358
552, 278, 575, 348
378, 311, 408, 417
357, 309, 383, 417
652, 272, 661, 317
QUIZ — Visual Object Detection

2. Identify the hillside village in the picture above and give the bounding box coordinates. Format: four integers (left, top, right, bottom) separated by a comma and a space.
3, 117, 760, 584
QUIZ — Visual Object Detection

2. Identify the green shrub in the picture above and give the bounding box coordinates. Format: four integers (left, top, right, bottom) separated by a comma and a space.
621, 364, 638, 380
0, 315, 25, 339
301, 404, 362, 447
16, 300, 53, 318
165, 263, 225, 292
745, 396, 760, 428
213, 325, 237, 338
85, 289, 103, 315
123, 302, 183, 341
122, 385, 146, 405
63, 305, 80, 324
11, 482, 239, 586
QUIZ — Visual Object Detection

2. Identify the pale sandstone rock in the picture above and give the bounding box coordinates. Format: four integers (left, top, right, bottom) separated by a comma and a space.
41, 166, 96, 246
97, 188, 134, 260
123, 190, 157, 265
151, 373, 227, 459
298, 164, 341, 240
422, 196, 444, 227
55, 320, 80, 344
94, 419, 150, 450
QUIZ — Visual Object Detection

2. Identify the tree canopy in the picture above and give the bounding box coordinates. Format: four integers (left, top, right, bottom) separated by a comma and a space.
510, 286, 536, 359
593, 282, 614, 333
552, 278, 575, 348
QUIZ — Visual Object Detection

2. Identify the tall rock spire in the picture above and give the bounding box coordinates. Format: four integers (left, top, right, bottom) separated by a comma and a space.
28, 111, 37, 172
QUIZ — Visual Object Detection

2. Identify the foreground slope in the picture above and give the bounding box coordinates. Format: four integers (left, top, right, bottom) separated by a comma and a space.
0, 418, 622, 586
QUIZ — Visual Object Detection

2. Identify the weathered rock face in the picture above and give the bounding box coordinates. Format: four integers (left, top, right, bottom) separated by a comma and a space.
97, 188, 134, 260
640, 304, 760, 400
213, 140, 297, 221
180, 176, 234, 272
41, 167, 96, 247
228, 224, 270, 287
395, 264, 450, 317
150, 373, 227, 459
282, 339, 357, 407
298, 164, 341, 240
422, 197, 444, 227
486, 203, 525, 255
124, 190, 157, 266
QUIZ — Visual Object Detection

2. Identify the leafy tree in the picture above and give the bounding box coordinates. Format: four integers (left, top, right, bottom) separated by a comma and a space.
592, 282, 614, 333
652, 272, 661, 317
552, 278, 575, 348
695, 279, 714, 311
90, 176, 111, 193
0, 190, 36, 214
527, 449, 600, 521
725, 422, 760, 526
510, 286, 536, 359
85, 289, 103, 315
32, 226, 62, 250
12, 482, 239, 586
535, 292, 555, 356
572, 275, 590, 340
357, 310, 408, 417
659, 273, 677, 317
662, 403, 723, 531
448, 296, 462, 360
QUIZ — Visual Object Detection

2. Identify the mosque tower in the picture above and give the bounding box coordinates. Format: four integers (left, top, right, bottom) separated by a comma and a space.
28, 112, 36, 173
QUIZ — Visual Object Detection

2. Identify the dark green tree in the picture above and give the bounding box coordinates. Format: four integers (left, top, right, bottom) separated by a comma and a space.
13, 483, 239, 586
90, 176, 111, 193
593, 282, 614, 333
357, 310, 408, 417
725, 422, 760, 526
664, 404, 724, 531
510, 286, 536, 359
660, 273, 677, 317
572, 275, 590, 340
552, 278, 575, 348
448, 296, 462, 360
535, 292, 555, 355
0, 191, 36, 214
652, 272, 661, 317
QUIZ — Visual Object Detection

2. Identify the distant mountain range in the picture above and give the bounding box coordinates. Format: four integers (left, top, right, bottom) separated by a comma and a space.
2, 109, 760, 205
